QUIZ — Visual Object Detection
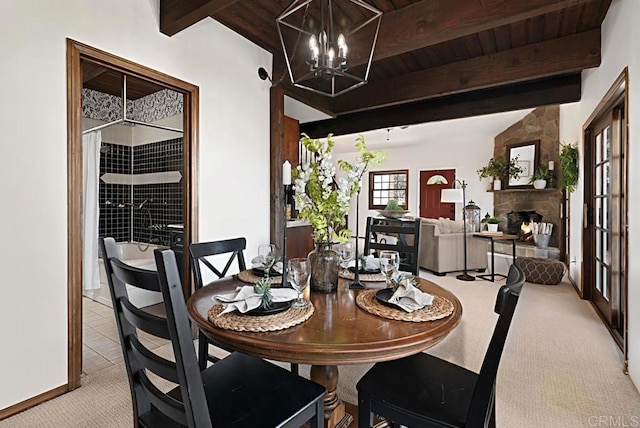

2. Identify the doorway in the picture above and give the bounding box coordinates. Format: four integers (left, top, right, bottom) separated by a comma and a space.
582, 69, 628, 365
67, 40, 199, 389
419, 169, 456, 219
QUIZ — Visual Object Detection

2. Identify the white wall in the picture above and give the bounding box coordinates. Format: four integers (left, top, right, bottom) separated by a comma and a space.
559, 0, 640, 387
0, 0, 271, 409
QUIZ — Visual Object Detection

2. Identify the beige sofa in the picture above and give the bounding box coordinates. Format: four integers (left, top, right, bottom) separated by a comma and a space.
419, 218, 488, 275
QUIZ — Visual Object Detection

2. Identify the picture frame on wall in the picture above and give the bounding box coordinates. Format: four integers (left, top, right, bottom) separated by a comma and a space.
507, 140, 540, 188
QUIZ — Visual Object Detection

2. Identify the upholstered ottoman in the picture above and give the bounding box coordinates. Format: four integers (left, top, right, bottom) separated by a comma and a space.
516, 257, 565, 285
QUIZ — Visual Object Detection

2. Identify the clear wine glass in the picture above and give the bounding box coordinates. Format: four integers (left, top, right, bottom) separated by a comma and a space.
339, 242, 354, 276
288, 258, 310, 309
379, 250, 400, 287
258, 244, 276, 279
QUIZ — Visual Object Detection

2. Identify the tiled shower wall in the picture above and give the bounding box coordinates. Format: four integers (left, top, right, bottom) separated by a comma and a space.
99, 138, 183, 246
99, 143, 131, 242
132, 138, 183, 246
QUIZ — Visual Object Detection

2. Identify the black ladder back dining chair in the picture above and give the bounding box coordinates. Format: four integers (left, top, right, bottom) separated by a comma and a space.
155, 248, 326, 428
189, 238, 300, 374
364, 216, 422, 275
356, 264, 526, 428
189, 238, 246, 370
100, 236, 210, 428
99, 238, 169, 427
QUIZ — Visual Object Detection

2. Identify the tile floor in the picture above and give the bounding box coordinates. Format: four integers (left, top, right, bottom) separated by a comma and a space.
82, 297, 169, 375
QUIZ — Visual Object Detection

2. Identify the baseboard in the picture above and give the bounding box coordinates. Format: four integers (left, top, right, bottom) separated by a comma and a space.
0, 384, 68, 421
567, 273, 583, 298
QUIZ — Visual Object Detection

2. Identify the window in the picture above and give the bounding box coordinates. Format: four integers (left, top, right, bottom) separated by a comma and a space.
369, 169, 409, 209
426, 174, 449, 185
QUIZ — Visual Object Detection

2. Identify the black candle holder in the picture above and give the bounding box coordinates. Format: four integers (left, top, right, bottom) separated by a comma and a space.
349, 188, 364, 289
282, 184, 292, 288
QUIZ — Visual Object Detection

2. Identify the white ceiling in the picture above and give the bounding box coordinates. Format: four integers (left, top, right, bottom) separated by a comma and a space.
285, 96, 534, 153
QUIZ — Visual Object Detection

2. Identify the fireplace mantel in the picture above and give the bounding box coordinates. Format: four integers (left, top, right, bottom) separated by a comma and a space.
488, 188, 558, 193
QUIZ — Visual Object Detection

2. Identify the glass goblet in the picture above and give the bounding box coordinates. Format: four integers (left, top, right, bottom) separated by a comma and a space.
258, 243, 276, 279
379, 250, 400, 287
339, 242, 354, 276
288, 258, 310, 309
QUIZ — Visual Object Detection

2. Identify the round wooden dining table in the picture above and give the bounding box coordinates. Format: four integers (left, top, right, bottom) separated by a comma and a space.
187, 276, 462, 428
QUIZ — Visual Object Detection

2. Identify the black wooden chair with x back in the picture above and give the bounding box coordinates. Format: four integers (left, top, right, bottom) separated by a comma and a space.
189, 238, 299, 374
364, 216, 422, 275
189, 238, 247, 370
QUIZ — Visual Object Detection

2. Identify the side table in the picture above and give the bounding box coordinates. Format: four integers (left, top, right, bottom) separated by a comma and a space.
472, 233, 518, 282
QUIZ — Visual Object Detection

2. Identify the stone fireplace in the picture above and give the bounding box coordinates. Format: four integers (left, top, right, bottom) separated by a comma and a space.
491, 105, 563, 253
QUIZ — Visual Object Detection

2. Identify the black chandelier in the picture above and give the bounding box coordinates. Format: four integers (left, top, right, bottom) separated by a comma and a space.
276, 0, 382, 97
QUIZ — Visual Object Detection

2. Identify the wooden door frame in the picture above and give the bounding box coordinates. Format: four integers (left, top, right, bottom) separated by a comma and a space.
66, 39, 199, 390
581, 67, 629, 369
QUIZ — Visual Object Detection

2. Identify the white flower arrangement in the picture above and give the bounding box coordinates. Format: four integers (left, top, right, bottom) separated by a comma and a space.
293, 133, 386, 243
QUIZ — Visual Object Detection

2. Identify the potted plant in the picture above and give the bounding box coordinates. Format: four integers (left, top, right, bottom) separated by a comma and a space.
485, 216, 501, 232
477, 155, 523, 190
559, 142, 579, 193
529, 166, 551, 189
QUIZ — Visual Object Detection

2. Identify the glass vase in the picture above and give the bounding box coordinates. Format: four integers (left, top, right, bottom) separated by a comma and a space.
308, 242, 340, 293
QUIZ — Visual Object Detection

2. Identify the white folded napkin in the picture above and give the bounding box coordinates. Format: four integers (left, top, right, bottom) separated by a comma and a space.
213, 286, 297, 315
250, 257, 283, 274
388, 282, 434, 312
348, 255, 380, 270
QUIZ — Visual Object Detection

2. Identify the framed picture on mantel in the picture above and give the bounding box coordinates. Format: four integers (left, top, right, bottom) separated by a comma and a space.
507, 140, 540, 188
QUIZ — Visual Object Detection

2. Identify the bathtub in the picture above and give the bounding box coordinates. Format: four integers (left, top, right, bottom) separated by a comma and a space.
83, 242, 168, 308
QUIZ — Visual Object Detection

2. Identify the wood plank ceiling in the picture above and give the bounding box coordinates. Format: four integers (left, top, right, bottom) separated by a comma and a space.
158, 0, 611, 136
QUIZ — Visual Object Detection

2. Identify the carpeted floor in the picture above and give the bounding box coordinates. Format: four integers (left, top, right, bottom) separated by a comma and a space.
2, 272, 639, 427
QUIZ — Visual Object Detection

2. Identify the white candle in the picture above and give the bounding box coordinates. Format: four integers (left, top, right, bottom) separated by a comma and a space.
283, 160, 292, 185
548, 161, 554, 171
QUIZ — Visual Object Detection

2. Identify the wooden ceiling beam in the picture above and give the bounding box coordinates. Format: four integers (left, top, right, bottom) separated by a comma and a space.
283, 86, 337, 118
348, 0, 600, 66
271, 54, 337, 117
300, 74, 582, 138
334, 29, 600, 114
160, 0, 240, 36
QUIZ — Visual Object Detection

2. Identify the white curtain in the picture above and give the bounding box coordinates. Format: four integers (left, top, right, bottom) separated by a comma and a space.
82, 131, 101, 290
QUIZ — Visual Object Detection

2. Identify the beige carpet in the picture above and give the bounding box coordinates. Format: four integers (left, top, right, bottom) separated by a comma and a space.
2, 273, 639, 427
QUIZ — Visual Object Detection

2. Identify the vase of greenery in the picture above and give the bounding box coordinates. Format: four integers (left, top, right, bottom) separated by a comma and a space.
293, 134, 385, 293
306, 242, 341, 293
486, 216, 501, 232
477, 156, 523, 190
530, 166, 551, 189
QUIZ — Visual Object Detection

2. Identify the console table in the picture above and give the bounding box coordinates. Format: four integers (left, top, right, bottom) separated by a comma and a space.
472, 233, 518, 282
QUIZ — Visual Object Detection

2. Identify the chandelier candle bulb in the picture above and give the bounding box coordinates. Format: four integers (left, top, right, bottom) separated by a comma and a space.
337, 33, 347, 59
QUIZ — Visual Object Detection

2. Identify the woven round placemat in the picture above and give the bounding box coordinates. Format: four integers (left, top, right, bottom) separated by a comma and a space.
208, 302, 314, 332
339, 270, 386, 282
356, 289, 454, 322
237, 269, 284, 285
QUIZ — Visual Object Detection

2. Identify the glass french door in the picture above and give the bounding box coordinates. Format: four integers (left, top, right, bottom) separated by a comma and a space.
587, 104, 626, 344
591, 113, 612, 320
